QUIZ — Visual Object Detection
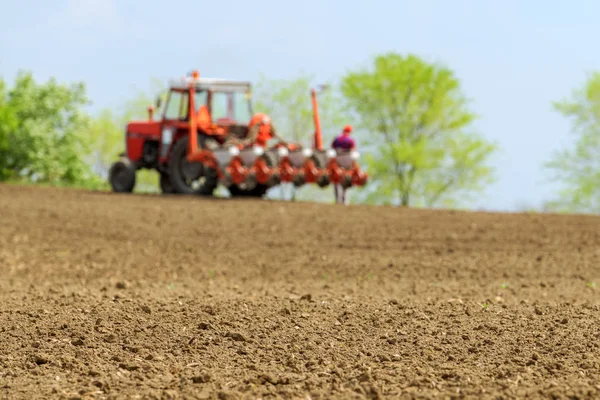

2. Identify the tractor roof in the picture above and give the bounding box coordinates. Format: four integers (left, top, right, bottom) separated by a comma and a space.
169, 77, 251, 92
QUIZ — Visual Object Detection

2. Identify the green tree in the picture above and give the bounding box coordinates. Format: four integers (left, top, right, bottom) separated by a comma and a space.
340, 53, 498, 208
544, 72, 600, 213
252, 73, 349, 202
0, 71, 101, 187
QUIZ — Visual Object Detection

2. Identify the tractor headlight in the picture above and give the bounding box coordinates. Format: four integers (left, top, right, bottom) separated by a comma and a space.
277, 147, 289, 158
350, 150, 360, 160
228, 146, 240, 156
326, 149, 337, 159
301, 148, 313, 158
252, 145, 264, 157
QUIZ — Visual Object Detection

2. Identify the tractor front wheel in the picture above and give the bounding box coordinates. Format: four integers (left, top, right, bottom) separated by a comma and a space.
109, 158, 136, 193
168, 137, 218, 195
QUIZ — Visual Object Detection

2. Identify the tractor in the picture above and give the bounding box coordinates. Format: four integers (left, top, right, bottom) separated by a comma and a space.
108, 70, 367, 197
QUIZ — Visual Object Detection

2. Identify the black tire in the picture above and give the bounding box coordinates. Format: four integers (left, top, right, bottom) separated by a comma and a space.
109, 158, 136, 193
227, 184, 263, 197
159, 172, 176, 194
228, 181, 270, 197
168, 137, 218, 195
317, 175, 331, 188
341, 175, 353, 189
311, 153, 330, 188
293, 174, 306, 187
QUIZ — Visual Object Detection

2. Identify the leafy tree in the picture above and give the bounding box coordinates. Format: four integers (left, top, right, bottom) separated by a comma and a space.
544, 72, 600, 213
0, 71, 102, 187
340, 53, 498, 207
252, 73, 349, 202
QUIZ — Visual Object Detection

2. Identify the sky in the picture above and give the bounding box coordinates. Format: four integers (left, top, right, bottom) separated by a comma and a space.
1, 0, 599, 211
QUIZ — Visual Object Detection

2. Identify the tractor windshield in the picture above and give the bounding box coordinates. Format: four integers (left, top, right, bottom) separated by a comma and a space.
164, 89, 208, 121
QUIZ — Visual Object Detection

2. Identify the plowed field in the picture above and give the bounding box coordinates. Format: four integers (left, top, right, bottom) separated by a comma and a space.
1, 184, 600, 400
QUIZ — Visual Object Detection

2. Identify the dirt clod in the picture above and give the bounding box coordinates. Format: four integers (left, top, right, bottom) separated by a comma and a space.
192, 373, 211, 384
31, 355, 49, 365
197, 322, 211, 330
103, 334, 117, 343
225, 332, 247, 342
115, 281, 128, 289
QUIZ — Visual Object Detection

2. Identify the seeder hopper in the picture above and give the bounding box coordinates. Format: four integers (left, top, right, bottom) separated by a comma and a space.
108, 70, 367, 197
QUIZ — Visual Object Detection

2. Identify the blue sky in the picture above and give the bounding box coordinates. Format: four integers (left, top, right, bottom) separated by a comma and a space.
1, 0, 598, 211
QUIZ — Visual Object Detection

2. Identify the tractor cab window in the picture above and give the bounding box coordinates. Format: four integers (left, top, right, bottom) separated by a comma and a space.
232, 91, 252, 125
164, 90, 209, 121
211, 91, 229, 121
164, 90, 186, 120
192, 91, 209, 120
179, 92, 190, 120
195, 91, 208, 109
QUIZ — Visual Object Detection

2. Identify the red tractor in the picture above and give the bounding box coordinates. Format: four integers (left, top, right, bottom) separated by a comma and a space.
108, 70, 366, 197
109, 71, 281, 196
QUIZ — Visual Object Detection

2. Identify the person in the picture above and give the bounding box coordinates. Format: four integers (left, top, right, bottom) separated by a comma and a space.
231, 113, 286, 147
331, 125, 356, 205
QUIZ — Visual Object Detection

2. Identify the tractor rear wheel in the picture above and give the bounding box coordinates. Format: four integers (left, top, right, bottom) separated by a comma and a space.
109, 158, 136, 193
168, 137, 218, 195
159, 172, 176, 194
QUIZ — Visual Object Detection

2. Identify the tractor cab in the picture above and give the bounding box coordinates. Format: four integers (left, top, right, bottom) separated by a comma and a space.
159, 71, 255, 145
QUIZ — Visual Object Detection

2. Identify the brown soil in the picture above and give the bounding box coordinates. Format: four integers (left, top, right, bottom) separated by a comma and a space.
1, 184, 600, 399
